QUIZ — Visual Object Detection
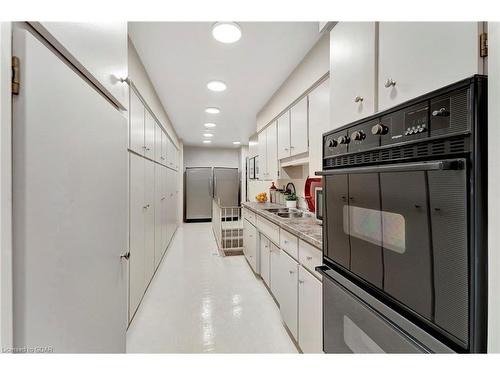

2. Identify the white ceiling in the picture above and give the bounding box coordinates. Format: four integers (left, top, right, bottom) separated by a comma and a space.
128, 22, 321, 147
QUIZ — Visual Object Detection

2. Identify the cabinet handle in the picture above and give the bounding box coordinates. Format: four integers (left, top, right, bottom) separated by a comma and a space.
284, 148, 289, 151
143, 204, 150, 209
306, 256, 313, 260
298, 279, 304, 284
384, 78, 397, 88
284, 240, 289, 244
289, 270, 295, 274
161, 197, 166, 201
354, 96, 364, 103
120, 251, 130, 260
290, 146, 295, 149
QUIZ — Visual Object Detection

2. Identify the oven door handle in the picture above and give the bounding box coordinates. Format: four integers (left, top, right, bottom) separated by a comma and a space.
316, 159, 465, 175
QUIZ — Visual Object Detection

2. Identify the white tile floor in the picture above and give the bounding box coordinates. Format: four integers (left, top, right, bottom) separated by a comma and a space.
126, 222, 298, 353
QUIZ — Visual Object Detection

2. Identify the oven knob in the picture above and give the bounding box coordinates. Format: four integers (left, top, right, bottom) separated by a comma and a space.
350, 130, 365, 142
328, 139, 338, 148
371, 123, 388, 135
337, 135, 350, 145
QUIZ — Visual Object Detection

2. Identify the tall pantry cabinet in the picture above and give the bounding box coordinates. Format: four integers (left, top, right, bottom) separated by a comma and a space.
128, 86, 180, 322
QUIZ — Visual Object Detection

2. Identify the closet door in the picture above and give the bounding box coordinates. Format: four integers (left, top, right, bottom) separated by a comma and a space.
154, 123, 162, 164
144, 160, 156, 284
129, 153, 146, 319
161, 132, 167, 165
161, 166, 169, 252
154, 164, 163, 270
129, 89, 145, 155
144, 110, 155, 160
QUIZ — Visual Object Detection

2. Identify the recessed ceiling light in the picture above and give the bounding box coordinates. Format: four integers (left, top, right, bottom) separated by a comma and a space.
232, 141, 241, 145
207, 80, 226, 92
205, 107, 220, 114
203, 133, 214, 138
212, 22, 242, 44
203, 140, 212, 144
204, 123, 217, 128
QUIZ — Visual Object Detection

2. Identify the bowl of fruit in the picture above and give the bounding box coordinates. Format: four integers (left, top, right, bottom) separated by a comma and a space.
255, 192, 268, 203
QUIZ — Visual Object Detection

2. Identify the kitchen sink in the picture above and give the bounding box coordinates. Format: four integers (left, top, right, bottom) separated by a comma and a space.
276, 212, 303, 218
264, 208, 290, 213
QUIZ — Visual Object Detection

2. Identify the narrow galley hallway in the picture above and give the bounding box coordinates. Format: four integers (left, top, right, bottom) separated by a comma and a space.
126, 223, 298, 353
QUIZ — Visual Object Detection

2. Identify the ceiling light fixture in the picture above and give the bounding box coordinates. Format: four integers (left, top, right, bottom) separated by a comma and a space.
232, 141, 241, 145
205, 107, 220, 114
204, 123, 217, 128
212, 22, 242, 44
203, 140, 212, 144
203, 133, 214, 138
207, 80, 227, 92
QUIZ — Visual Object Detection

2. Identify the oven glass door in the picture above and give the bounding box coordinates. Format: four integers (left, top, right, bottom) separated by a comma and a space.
323, 159, 469, 346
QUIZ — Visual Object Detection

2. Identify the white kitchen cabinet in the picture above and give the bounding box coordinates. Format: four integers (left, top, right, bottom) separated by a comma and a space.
154, 164, 164, 270
144, 160, 155, 284
154, 123, 162, 164
330, 22, 376, 129
256, 215, 280, 245
243, 219, 258, 273
260, 235, 271, 287
266, 122, 278, 180
290, 96, 308, 155
270, 242, 282, 303
129, 153, 146, 319
277, 111, 291, 160
299, 239, 323, 280
160, 131, 167, 165
280, 228, 299, 260
308, 78, 330, 177
278, 250, 299, 340
144, 110, 156, 160
298, 265, 323, 353
129, 89, 145, 155
35, 22, 128, 109
161, 165, 169, 252
258, 129, 267, 180
378, 22, 482, 111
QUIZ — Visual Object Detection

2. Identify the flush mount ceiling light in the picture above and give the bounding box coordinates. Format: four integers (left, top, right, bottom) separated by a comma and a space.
212, 22, 242, 44
207, 80, 227, 92
203, 133, 214, 138
232, 141, 241, 145
203, 140, 212, 144
205, 107, 220, 114
204, 123, 217, 128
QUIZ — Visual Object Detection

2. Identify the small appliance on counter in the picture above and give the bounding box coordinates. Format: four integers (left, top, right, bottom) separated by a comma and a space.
304, 177, 322, 213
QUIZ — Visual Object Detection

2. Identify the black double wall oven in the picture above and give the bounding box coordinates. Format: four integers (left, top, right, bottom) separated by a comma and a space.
317, 76, 487, 353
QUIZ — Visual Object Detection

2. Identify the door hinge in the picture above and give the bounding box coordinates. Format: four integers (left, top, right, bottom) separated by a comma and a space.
480, 32, 488, 58
12, 56, 20, 95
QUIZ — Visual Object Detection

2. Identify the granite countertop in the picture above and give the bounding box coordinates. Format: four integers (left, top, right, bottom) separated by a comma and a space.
242, 201, 323, 250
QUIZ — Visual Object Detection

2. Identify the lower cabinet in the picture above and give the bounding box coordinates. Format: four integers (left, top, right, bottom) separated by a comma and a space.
243, 218, 258, 273
278, 250, 299, 340
260, 234, 271, 287
144, 160, 155, 284
270, 242, 282, 303
298, 265, 323, 353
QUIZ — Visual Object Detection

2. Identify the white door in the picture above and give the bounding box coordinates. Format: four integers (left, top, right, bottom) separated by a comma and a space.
279, 250, 299, 340
129, 153, 146, 321
161, 165, 169, 253
12, 26, 128, 352
258, 130, 267, 180
298, 266, 323, 353
270, 243, 282, 303
308, 79, 330, 176
154, 164, 163, 270
290, 96, 308, 155
129, 89, 145, 155
144, 161, 155, 284
154, 123, 162, 164
166, 168, 175, 242
161, 131, 167, 165
277, 111, 290, 160
144, 110, 155, 160
260, 235, 271, 286
266, 122, 278, 180
378, 22, 482, 111
330, 22, 376, 129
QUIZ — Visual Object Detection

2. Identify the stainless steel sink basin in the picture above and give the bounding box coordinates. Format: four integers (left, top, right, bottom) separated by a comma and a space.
276, 212, 303, 218
264, 208, 290, 213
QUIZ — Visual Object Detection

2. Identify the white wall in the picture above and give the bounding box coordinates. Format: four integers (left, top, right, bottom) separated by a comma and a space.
0, 22, 13, 350
488, 21, 500, 353
256, 34, 330, 132
183, 146, 240, 169
239, 146, 249, 202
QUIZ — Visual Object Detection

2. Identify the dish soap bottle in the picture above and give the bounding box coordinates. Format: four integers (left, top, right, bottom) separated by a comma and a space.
269, 182, 277, 203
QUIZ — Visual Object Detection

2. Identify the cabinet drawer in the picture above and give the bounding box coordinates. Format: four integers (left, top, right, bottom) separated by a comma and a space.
256, 216, 279, 245
280, 229, 298, 260
242, 207, 256, 226
323, 274, 426, 353
299, 240, 322, 279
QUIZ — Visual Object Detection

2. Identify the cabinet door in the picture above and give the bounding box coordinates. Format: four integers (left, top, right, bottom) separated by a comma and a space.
161, 166, 169, 253
270, 243, 282, 303
244, 219, 258, 273
298, 266, 323, 353
277, 111, 291, 160
161, 132, 167, 165
279, 251, 299, 340
308, 79, 330, 176
129, 154, 146, 319
144, 160, 156, 284
290, 96, 308, 155
166, 168, 176, 242
144, 110, 156, 160
129, 90, 145, 155
154, 164, 163, 270
378, 22, 481, 110
260, 235, 271, 286
154, 123, 162, 164
330, 22, 376, 129
266, 122, 278, 180
258, 130, 267, 180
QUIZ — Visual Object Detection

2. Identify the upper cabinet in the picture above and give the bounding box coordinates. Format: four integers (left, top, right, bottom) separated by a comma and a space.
308, 78, 330, 176
258, 122, 278, 181
330, 22, 376, 130
34, 22, 128, 109
378, 22, 483, 110
277, 111, 291, 160
290, 96, 309, 156
129, 90, 145, 155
